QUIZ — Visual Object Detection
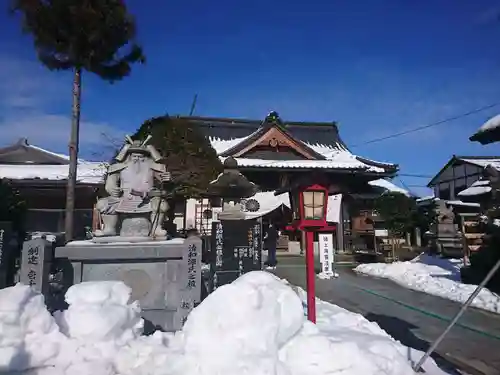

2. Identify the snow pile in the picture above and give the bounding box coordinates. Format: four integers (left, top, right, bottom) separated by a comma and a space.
54, 281, 143, 343
0, 284, 64, 371
0, 272, 448, 375
292, 287, 448, 375
355, 254, 500, 313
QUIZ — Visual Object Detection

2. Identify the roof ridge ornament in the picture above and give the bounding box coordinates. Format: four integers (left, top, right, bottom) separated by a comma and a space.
264, 111, 283, 126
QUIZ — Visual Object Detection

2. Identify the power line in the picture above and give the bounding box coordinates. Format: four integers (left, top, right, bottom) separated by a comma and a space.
397, 177, 415, 195
351, 101, 500, 147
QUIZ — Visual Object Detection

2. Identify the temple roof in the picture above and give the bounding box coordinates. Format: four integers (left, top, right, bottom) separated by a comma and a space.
0, 138, 72, 165
177, 113, 397, 175
0, 139, 103, 184
470, 114, 500, 145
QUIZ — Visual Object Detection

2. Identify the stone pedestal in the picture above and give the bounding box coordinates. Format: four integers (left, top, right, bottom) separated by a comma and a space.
54, 236, 202, 331
120, 216, 151, 237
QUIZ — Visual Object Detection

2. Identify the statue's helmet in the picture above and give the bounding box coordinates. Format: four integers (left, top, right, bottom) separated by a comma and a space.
127, 140, 150, 155
115, 135, 162, 162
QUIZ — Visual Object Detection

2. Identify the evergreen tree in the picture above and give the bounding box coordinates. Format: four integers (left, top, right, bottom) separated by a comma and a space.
374, 192, 419, 236
133, 116, 223, 198
11, 0, 145, 241
374, 192, 420, 257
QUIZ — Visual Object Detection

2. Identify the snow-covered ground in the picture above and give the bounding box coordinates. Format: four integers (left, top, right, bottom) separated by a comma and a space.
0, 272, 450, 375
355, 254, 500, 313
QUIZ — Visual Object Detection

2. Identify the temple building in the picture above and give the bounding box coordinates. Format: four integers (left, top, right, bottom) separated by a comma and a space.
182, 113, 402, 251
0, 113, 405, 251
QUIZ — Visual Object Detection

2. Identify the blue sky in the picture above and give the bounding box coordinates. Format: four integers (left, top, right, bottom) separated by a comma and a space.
2, 1, 500, 196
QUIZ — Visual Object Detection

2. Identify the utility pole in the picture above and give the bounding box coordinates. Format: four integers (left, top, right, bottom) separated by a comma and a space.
189, 94, 198, 116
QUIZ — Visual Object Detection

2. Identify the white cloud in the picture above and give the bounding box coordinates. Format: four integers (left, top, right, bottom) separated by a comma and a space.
0, 55, 124, 158
0, 56, 65, 110
0, 112, 124, 150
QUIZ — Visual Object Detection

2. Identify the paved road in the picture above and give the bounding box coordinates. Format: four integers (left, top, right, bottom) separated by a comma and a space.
273, 256, 500, 375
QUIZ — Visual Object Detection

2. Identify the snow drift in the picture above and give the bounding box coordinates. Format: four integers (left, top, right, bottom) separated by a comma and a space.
0, 271, 447, 375
355, 253, 500, 313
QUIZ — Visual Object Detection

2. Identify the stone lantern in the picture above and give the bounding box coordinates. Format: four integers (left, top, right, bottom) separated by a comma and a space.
205, 157, 258, 220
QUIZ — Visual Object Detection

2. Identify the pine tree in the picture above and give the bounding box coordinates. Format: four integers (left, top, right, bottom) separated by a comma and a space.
11, 0, 145, 241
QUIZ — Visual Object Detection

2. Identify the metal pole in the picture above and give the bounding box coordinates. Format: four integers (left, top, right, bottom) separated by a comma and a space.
413, 258, 500, 372
305, 230, 316, 323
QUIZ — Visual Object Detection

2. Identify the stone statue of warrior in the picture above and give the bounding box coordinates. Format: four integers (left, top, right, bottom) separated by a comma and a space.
94, 135, 171, 238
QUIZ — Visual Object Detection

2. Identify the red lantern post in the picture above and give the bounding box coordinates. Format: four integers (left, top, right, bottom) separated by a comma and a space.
285, 183, 336, 323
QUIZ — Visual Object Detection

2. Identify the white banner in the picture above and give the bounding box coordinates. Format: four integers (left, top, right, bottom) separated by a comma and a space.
319, 233, 334, 277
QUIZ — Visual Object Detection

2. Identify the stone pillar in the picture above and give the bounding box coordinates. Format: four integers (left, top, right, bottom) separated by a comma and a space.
174, 235, 202, 329
19, 238, 52, 294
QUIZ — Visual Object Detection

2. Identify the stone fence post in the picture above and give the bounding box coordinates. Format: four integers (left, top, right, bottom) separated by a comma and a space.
19, 238, 52, 294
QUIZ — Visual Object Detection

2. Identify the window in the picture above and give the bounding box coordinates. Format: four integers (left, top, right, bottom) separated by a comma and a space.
303, 190, 325, 220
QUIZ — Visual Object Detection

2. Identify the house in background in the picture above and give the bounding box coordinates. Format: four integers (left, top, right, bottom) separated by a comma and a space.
426, 155, 499, 208
0, 138, 105, 238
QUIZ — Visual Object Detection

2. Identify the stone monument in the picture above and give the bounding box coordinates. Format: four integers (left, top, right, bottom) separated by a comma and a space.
94, 135, 170, 241
433, 199, 463, 257
206, 157, 263, 290
50, 134, 202, 331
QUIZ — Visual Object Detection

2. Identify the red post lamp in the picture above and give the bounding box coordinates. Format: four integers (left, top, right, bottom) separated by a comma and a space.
285, 183, 336, 323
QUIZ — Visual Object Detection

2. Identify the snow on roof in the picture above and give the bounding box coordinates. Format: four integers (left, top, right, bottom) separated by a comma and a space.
445, 200, 480, 207
416, 196, 480, 208
304, 142, 348, 155
368, 179, 409, 196
459, 157, 500, 170
0, 162, 106, 184
416, 195, 435, 202
4, 139, 87, 163
225, 154, 386, 172
457, 179, 492, 197
209, 136, 251, 155
209, 133, 395, 173
477, 113, 500, 133
243, 191, 342, 222
27, 143, 71, 162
